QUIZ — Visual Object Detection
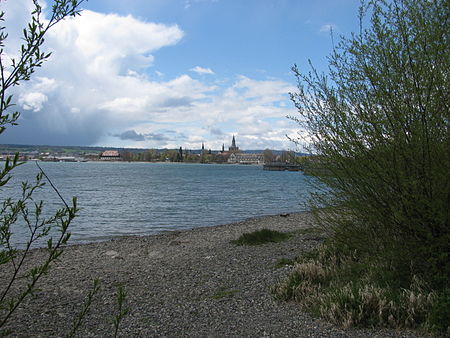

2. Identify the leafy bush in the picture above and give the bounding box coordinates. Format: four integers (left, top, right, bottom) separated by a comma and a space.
284, 0, 449, 334
231, 229, 291, 246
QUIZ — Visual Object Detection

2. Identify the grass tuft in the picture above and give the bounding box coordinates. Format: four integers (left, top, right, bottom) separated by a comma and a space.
272, 245, 445, 334
231, 228, 291, 246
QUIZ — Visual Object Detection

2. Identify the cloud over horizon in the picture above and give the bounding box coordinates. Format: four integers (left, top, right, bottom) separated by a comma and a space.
0, 0, 300, 151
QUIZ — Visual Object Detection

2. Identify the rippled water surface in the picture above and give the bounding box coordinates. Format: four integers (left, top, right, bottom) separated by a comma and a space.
4, 162, 313, 245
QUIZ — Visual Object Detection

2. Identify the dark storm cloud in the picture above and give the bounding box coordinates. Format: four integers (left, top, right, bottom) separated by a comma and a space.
0, 84, 114, 146
0, 109, 104, 146
113, 130, 145, 141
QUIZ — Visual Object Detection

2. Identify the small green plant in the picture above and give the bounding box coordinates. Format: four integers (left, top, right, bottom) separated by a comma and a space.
67, 279, 101, 338
231, 229, 291, 246
112, 284, 130, 338
66, 281, 130, 337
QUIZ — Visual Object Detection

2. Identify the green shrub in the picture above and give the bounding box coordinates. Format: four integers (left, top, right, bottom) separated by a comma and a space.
283, 0, 449, 333
231, 229, 291, 246
290, 0, 449, 284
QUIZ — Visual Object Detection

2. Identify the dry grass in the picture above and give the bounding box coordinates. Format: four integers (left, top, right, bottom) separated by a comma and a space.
273, 247, 439, 332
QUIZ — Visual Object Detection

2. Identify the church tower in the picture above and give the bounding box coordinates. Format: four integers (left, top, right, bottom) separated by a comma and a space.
228, 135, 239, 152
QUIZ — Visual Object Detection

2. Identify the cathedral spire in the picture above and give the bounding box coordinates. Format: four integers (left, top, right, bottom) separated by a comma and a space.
228, 135, 239, 152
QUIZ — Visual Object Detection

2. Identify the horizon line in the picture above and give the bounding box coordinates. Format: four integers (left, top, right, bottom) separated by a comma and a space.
0, 143, 302, 153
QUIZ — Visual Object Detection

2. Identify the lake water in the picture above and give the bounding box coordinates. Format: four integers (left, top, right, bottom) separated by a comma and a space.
2, 161, 313, 246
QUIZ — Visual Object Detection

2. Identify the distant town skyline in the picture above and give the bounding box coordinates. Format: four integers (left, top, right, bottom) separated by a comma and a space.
1, 0, 360, 150
1, 135, 291, 152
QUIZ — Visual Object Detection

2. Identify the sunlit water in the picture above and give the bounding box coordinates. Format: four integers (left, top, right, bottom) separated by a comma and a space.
2, 161, 314, 246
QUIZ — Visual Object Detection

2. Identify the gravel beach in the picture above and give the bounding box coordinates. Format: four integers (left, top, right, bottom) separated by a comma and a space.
1, 212, 421, 337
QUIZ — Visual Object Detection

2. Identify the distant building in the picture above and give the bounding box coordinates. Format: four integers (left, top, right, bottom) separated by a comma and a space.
228, 153, 264, 164
223, 136, 264, 164
201, 142, 209, 155
100, 150, 120, 161
228, 135, 239, 152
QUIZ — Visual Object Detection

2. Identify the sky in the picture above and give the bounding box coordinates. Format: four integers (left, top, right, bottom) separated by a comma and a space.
0, 0, 361, 151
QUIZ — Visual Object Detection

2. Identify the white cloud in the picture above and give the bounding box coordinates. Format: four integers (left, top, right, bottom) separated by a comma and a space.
233, 76, 295, 103
49, 10, 184, 76
190, 66, 215, 75
33, 77, 58, 92
18, 92, 48, 112
2, 0, 298, 150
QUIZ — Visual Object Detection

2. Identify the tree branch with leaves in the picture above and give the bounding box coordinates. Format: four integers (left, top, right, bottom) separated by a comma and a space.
0, 0, 84, 332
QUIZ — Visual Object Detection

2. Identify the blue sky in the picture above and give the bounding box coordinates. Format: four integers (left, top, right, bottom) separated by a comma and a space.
1, 0, 361, 150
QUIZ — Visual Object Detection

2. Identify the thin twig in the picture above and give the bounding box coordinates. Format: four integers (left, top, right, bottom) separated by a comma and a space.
35, 161, 69, 209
